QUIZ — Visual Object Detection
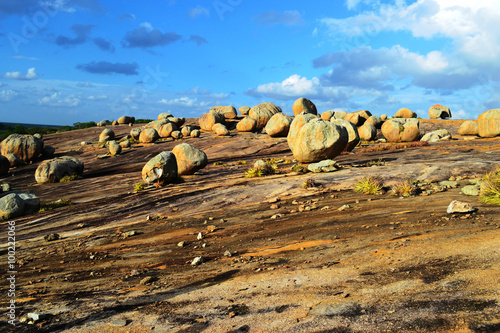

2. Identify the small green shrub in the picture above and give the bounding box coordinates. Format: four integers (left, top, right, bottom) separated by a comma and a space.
291, 163, 307, 173
302, 178, 318, 189
134, 182, 145, 192
60, 173, 80, 182
237, 160, 247, 165
354, 176, 383, 195
367, 158, 385, 167
213, 161, 224, 166
391, 180, 418, 197
479, 169, 500, 205
244, 168, 265, 178
39, 199, 72, 212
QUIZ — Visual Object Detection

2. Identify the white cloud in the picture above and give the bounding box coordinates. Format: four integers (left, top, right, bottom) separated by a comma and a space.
158, 96, 209, 108
0, 90, 18, 102
4, 68, 38, 80
139, 22, 154, 31
87, 95, 108, 101
38, 92, 82, 107
254, 74, 321, 97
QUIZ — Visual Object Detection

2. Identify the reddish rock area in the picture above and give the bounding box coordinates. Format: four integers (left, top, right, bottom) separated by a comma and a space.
1, 119, 499, 332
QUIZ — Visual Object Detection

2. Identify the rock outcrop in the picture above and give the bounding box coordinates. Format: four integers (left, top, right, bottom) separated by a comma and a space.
478, 109, 500, 138
1, 134, 44, 163
99, 129, 114, 142
35, 156, 84, 184
172, 143, 208, 175
458, 120, 479, 136
139, 128, 159, 143
213, 123, 230, 136
292, 97, 317, 116
239, 106, 250, 115
381, 118, 420, 142
395, 108, 417, 118
159, 123, 178, 138
358, 123, 377, 141
210, 106, 237, 120
109, 141, 122, 156
429, 105, 452, 119
142, 151, 178, 184
265, 113, 293, 137
249, 102, 282, 127
287, 113, 318, 152
118, 116, 135, 125
236, 117, 257, 132
5, 153, 22, 168
199, 112, 225, 132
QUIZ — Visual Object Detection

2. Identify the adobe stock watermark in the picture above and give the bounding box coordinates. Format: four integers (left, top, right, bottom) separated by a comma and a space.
6, 221, 17, 326
213, 0, 243, 21
7, 1, 71, 54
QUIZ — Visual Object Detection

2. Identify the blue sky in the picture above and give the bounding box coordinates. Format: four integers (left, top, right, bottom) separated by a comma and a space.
1, 0, 499, 125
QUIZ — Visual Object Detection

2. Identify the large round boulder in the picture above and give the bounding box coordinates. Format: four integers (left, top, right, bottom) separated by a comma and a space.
199, 112, 225, 131
421, 129, 452, 142
5, 153, 22, 168
210, 106, 237, 119
249, 102, 282, 127
334, 111, 347, 120
236, 117, 257, 132
172, 143, 208, 175
292, 97, 317, 116
158, 113, 173, 120
1, 134, 44, 163
429, 105, 452, 119
144, 119, 169, 132
142, 151, 178, 184
265, 113, 293, 137
381, 118, 420, 142
99, 128, 115, 142
289, 118, 348, 163
331, 119, 360, 152
35, 156, 84, 184
0, 155, 9, 176
167, 117, 185, 127
158, 123, 178, 138
190, 129, 201, 138
0, 193, 25, 219
108, 141, 122, 156
395, 108, 417, 118
212, 123, 230, 136
118, 116, 135, 125
97, 120, 111, 127
343, 113, 361, 126
287, 113, 318, 152
366, 115, 382, 128
458, 120, 479, 136
139, 128, 159, 143
358, 123, 377, 141
181, 126, 193, 137
353, 110, 372, 125
239, 106, 250, 115
130, 128, 142, 140
478, 109, 500, 138
321, 110, 335, 121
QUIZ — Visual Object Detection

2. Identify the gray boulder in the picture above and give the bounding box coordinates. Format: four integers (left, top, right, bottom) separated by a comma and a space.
1, 134, 44, 163
0, 193, 25, 219
142, 151, 178, 184
35, 156, 84, 184
172, 143, 208, 175
265, 113, 293, 137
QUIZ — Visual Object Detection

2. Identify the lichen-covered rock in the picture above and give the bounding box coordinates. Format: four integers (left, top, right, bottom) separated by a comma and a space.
321, 111, 335, 121
0, 193, 25, 219
366, 115, 382, 128
172, 143, 208, 175
380, 114, 388, 121
381, 118, 420, 142
334, 111, 347, 120
199, 112, 225, 131
307, 159, 338, 173
5, 153, 22, 168
289, 119, 348, 163
292, 97, 317, 116
190, 129, 201, 138
97, 120, 111, 127
1, 134, 44, 163
210, 106, 237, 119
118, 116, 135, 125
331, 119, 360, 152
108, 141, 122, 156
171, 131, 183, 140
343, 113, 361, 126
0, 155, 9, 176
421, 129, 452, 142
181, 126, 193, 137
99, 128, 115, 142
458, 120, 479, 136
144, 119, 169, 132
395, 108, 417, 118
236, 117, 257, 132
120, 140, 131, 148
167, 117, 185, 127
287, 113, 318, 152
265, 113, 293, 137
35, 156, 84, 184
130, 128, 142, 140
358, 123, 377, 141
239, 106, 250, 115
158, 123, 178, 138
249, 102, 282, 127
478, 109, 500, 138
429, 105, 452, 119
139, 128, 159, 143
213, 123, 230, 136
142, 151, 177, 184
158, 113, 173, 120
354, 110, 372, 125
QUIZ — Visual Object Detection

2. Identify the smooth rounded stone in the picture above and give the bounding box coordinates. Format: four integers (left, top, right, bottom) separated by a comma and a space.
17, 192, 40, 214
5, 153, 22, 168
366, 115, 382, 128
478, 109, 500, 138
99, 128, 115, 142
395, 107, 417, 118
171, 131, 183, 140
0, 155, 9, 176
117, 116, 135, 125
309, 301, 361, 317
354, 110, 372, 125
181, 126, 193, 137
199, 112, 225, 131
139, 128, 159, 143
249, 102, 282, 127
265, 113, 293, 137
190, 129, 201, 138
429, 104, 452, 119
421, 129, 452, 142
0, 193, 25, 219
236, 116, 257, 132
212, 123, 230, 136
120, 140, 131, 148
130, 128, 142, 140
35, 156, 84, 184
97, 120, 111, 127
334, 111, 347, 119
381, 118, 420, 142
458, 120, 479, 136
287, 113, 319, 152
210, 105, 237, 119
291, 119, 348, 163
292, 97, 317, 116
380, 114, 388, 121
108, 141, 122, 156
331, 119, 360, 152
358, 123, 377, 141
172, 143, 208, 175
158, 123, 178, 138
343, 112, 361, 126
447, 200, 477, 214
158, 113, 173, 120
321, 110, 335, 121
461, 185, 480, 196
239, 106, 250, 115
440, 180, 458, 188
167, 117, 185, 127
146, 119, 170, 132
142, 151, 178, 184
1, 134, 44, 163
307, 159, 338, 173
191, 256, 204, 266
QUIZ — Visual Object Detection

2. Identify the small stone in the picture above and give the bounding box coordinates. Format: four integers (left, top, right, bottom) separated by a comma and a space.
110, 319, 128, 326
140, 276, 154, 285
27, 312, 47, 322
271, 214, 283, 219
207, 225, 217, 232
461, 185, 480, 196
224, 250, 232, 257
447, 200, 477, 214
197, 232, 204, 240
338, 204, 350, 211
270, 204, 279, 209
44, 233, 60, 242
177, 241, 185, 248
123, 230, 137, 237
191, 256, 204, 266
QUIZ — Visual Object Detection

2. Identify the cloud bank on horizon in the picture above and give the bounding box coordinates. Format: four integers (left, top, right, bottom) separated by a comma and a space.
0, 0, 499, 125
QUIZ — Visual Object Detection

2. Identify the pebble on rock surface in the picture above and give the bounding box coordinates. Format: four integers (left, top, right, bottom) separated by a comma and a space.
191, 256, 204, 266
447, 200, 477, 214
